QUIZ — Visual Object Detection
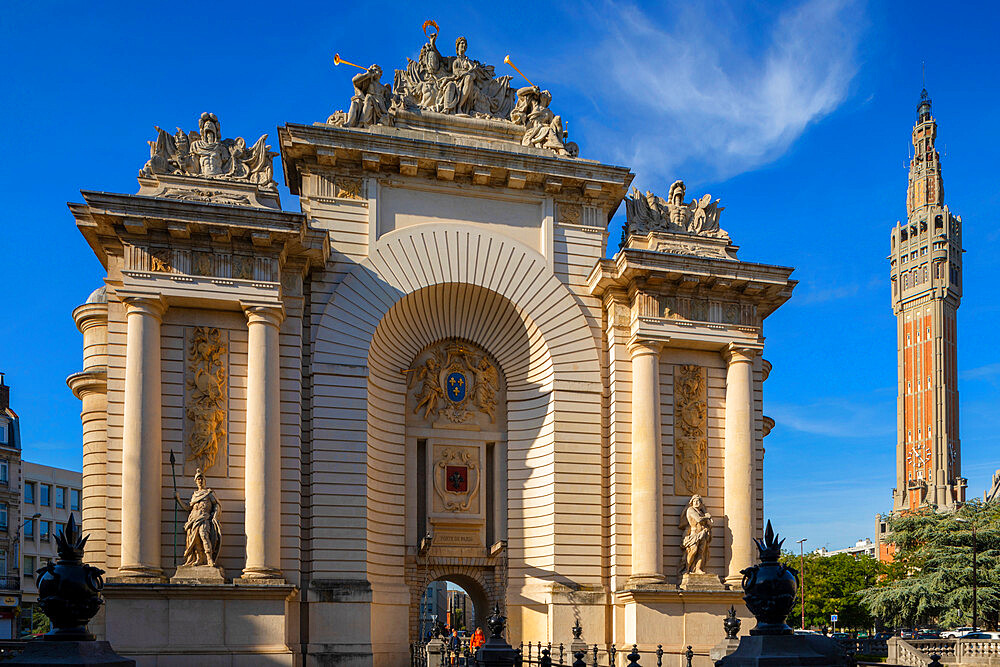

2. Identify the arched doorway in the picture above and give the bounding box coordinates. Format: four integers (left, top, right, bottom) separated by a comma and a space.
405, 338, 508, 643
416, 574, 489, 641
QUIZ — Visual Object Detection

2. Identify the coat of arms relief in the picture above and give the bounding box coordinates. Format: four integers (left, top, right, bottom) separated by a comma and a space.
408, 340, 502, 426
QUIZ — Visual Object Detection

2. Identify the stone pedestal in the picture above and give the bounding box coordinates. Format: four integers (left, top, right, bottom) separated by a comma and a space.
718, 634, 850, 666
710, 637, 741, 663
8, 640, 136, 665
169, 564, 226, 584
680, 573, 725, 591
426, 638, 446, 667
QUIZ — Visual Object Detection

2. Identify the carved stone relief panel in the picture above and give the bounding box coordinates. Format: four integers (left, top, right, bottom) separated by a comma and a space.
185, 327, 228, 475
651, 295, 757, 327
407, 339, 504, 428
673, 364, 707, 497
431, 445, 481, 515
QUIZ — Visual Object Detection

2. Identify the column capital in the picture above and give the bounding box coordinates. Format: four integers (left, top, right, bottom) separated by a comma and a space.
627, 337, 666, 357
122, 296, 167, 320
722, 343, 760, 364
242, 304, 284, 328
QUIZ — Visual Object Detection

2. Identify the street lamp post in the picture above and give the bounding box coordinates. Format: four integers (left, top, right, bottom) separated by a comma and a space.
797, 538, 807, 630
956, 517, 979, 631
13, 513, 41, 568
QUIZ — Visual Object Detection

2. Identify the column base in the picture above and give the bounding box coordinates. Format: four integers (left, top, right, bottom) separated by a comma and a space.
239, 567, 286, 585
108, 566, 166, 584
625, 573, 667, 587
725, 574, 745, 589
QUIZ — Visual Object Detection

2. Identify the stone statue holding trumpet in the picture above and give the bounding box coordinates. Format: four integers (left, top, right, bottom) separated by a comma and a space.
329, 20, 577, 157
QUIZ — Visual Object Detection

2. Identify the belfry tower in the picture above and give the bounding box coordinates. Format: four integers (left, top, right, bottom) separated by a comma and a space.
889, 89, 965, 511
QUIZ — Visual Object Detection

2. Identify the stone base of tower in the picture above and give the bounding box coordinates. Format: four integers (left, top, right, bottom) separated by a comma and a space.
616, 588, 750, 667
94, 583, 298, 666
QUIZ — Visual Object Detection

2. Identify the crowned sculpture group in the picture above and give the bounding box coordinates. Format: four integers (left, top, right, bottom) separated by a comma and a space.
327, 22, 579, 157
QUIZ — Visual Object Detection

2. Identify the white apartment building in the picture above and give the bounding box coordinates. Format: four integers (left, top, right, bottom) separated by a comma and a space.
814, 538, 878, 558
19, 462, 82, 629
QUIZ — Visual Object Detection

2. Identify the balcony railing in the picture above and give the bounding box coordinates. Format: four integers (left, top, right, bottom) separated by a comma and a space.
0, 575, 19, 591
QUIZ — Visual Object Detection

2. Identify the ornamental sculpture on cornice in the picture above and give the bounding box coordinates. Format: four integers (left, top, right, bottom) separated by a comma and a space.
140, 112, 278, 192
624, 180, 730, 242
326, 22, 578, 157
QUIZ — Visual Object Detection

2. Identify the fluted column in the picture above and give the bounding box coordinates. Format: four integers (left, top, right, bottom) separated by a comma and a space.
119, 297, 166, 579
723, 344, 757, 586
242, 305, 284, 580
628, 338, 665, 585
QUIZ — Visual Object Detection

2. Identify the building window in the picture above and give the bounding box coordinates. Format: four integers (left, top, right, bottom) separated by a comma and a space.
70, 489, 80, 512
0, 422, 6, 445
40, 485, 50, 507
24, 482, 34, 504
0, 551, 6, 576
0, 461, 7, 485
40, 521, 50, 542
23, 555, 34, 577
23, 519, 33, 538
0, 504, 7, 532
55, 487, 65, 510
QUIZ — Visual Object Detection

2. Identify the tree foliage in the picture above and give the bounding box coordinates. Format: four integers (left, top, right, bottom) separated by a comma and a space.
859, 500, 1000, 630
780, 550, 886, 630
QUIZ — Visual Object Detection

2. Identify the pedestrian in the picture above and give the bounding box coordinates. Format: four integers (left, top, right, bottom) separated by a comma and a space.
471, 626, 485, 651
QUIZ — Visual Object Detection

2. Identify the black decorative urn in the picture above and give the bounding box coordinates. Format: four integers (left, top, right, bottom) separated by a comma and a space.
9, 513, 135, 665
36, 514, 106, 640
740, 521, 797, 636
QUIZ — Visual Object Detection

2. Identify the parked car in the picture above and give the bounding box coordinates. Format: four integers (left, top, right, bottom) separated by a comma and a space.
831, 632, 850, 640
898, 629, 916, 639
917, 630, 941, 639
963, 632, 1000, 640
793, 630, 821, 636
874, 632, 893, 641
942, 627, 975, 639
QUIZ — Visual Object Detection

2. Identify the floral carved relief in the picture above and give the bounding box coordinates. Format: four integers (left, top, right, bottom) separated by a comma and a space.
674, 364, 708, 497
186, 327, 228, 472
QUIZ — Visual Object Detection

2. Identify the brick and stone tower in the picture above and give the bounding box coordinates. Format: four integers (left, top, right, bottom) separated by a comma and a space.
889, 89, 965, 511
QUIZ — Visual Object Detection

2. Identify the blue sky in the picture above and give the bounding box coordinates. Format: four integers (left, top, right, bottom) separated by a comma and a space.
1, 1, 998, 550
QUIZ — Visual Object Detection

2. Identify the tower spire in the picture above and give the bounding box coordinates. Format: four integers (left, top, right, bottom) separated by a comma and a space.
889, 92, 965, 511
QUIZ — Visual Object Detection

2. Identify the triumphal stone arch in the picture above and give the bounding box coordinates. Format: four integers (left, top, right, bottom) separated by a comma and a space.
66, 26, 795, 666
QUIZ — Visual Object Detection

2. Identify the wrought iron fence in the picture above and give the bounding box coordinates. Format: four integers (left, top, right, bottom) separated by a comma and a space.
411, 638, 697, 667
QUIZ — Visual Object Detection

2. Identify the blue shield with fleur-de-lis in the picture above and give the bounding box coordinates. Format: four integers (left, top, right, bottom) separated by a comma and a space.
446, 372, 466, 402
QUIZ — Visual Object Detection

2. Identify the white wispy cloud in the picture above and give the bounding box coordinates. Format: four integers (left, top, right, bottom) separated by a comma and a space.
571, 0, 863, 182
961, 362, 1000, 383
768, 393, 893, 438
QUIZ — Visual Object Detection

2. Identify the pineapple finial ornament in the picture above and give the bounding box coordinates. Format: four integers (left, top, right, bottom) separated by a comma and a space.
35, 514, 106, 640
739, 521, 798, 636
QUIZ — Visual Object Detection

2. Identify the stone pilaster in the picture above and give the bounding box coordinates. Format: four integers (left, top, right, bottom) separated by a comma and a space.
627, 338, 665, 585
241, 305, 284, 581
723, 344, 757, 587
119, 297, 166, 580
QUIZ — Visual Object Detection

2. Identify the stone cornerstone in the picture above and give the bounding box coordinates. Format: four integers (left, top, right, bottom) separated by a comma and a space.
67, 26, 795, 667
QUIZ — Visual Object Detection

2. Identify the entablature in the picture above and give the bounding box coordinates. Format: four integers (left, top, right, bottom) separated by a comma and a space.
69, 191, 328, 272
589, 248, 796, 323
278, 122, 634, 211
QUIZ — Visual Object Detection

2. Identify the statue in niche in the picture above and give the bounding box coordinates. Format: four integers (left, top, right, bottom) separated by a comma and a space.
624, 180, 730, 242
175, 468, 222, 568
140, 112, 277, 190
679, 494, 713, 575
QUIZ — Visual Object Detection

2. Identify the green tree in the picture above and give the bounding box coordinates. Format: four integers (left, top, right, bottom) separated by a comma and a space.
781, 550, 886, 630
859, 500, 1000, 630
31, 606, 50, 636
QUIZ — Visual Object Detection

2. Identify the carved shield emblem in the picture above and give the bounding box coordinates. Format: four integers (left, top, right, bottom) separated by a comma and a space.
446, 465, 468, 493
446, 372, 466, 403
